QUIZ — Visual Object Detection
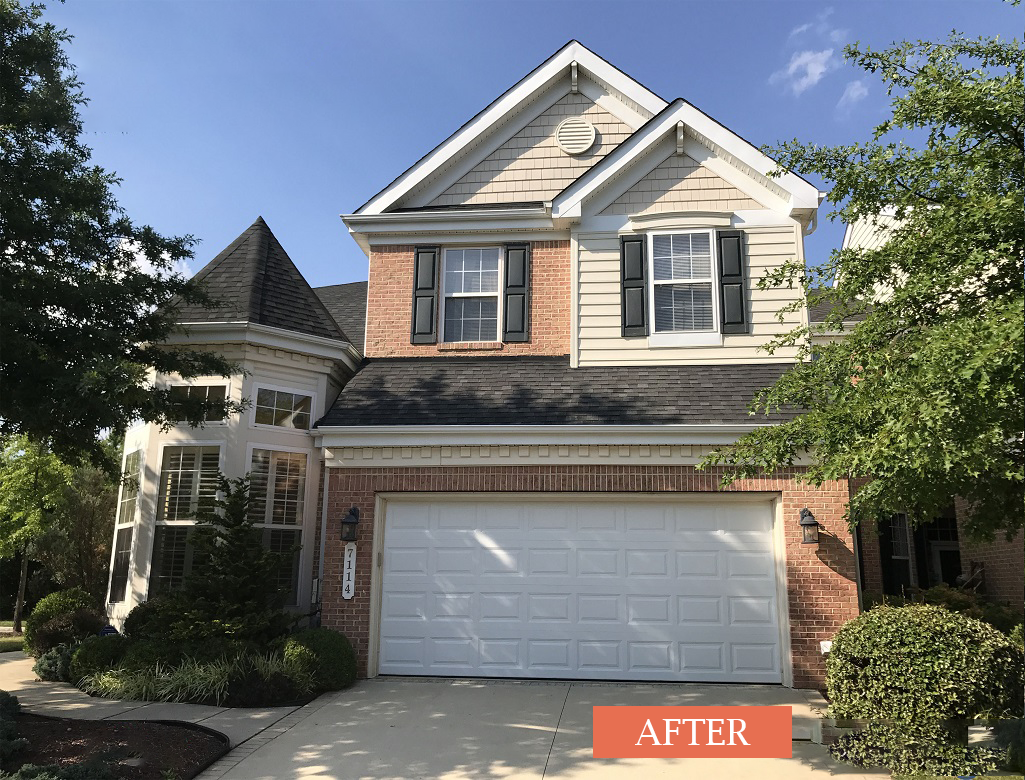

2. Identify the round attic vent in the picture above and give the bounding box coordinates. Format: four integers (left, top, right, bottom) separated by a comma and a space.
555, 117, 596, 155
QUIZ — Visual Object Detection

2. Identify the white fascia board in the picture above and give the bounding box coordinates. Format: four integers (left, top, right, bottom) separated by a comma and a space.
356, 41, 667, 216
166, 321, 361, 370
554, 101, 823, 218
315, 423, 774, 449
344, 207, 563, 248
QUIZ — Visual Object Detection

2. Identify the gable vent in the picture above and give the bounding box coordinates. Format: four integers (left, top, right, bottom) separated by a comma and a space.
556, 117, 596, 155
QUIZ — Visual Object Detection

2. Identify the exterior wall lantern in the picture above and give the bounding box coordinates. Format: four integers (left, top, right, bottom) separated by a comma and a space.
800, 508, 820, 545
340, 507, 360, 542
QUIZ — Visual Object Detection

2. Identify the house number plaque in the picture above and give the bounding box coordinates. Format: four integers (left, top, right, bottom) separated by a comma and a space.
342, 542, 357, 600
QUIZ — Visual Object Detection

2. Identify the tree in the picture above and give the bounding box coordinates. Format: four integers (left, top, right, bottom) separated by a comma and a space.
702, 31, 1023, 541
0, 436, 70, 631
1, 1, 240, 466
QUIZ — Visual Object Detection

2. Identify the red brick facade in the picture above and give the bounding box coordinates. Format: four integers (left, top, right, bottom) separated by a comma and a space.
321, 464, 859, 690
364, 241, 571, 358
955, 499, 1024, 608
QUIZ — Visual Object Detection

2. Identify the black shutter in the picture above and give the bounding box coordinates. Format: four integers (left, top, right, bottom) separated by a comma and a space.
410, 246, 439, 344
717, 230, 748, 334
503, 243, 529, 342
620, 235, 647, 337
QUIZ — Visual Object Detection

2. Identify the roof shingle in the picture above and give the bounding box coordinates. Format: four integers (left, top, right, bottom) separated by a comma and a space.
317, 356, 795, 427
174, 217, 347, 342
313, 281, 368, 355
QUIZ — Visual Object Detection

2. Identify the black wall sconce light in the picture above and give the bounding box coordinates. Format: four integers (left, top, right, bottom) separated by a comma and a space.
800, 508, 820, 545
340, 506, 360, 542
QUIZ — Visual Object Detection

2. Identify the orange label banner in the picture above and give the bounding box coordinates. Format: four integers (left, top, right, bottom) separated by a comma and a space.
592, 706, 793, 758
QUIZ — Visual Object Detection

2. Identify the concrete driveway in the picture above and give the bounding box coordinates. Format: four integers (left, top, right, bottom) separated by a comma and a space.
202, 678, 889, 780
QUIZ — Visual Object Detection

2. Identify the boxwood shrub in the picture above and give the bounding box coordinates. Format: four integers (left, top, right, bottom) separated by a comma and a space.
23, 588, 96, 657
827, 604, 1024, 775
69, 635, 131, 684
32, 644, 75, 683
281, 628, 357, 692
27, 609, 105, 659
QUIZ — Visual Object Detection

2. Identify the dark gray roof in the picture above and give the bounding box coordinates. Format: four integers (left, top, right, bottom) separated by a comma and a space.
174, 217, 347, 342
317, 357, 794, 427
807, 289, 870, 325
313, 281, 368, 355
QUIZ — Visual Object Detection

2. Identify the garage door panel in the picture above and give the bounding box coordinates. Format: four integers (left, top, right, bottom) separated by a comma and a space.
379, 497, 782, 683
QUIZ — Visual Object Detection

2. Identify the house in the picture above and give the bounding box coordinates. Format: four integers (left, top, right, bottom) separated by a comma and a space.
108, 41, 863, 690
809, 220, 1025, 607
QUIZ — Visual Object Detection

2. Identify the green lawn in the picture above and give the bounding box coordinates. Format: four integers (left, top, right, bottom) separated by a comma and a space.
0, 636, 25, 653
0, 621, 12, 627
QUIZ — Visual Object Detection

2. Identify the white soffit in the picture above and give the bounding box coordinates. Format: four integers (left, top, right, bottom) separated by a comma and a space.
353, 41, 668, 216
553, 100, 823, 219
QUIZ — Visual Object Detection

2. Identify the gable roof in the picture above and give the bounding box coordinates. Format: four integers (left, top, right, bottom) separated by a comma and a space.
353, 40, 668, 216
552, 99, 823, 218
317, 356, 794, 427
175, 217, 348, 342
313, 281, 368, 354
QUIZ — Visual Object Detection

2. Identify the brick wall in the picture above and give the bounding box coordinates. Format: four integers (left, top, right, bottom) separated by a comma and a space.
955, 498, 1024, 608
321, 464, 859, 690
364, 241, 570, 358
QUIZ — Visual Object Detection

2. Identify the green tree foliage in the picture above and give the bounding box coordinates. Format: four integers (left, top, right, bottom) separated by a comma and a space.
702, 31, 1024, 540
0, 1, 240, 464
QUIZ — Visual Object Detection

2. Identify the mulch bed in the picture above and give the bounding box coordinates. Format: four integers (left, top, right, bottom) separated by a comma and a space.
8, 714, 228, 780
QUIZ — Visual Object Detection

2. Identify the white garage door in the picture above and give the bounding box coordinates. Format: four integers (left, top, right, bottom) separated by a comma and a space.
378, 496, 783, 683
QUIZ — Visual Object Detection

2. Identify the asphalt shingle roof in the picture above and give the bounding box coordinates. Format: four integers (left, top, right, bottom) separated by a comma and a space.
313, 281, 368, 355
317, 356, 794, 427
807, 289, 870, 325
173, 217, 347, 342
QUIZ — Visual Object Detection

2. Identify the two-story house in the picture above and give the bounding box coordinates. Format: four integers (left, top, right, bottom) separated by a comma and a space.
108, 41, 863, 690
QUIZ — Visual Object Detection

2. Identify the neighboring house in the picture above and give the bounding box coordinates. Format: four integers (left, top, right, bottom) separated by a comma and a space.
109, 41, 866, 690
810, 219, 1025, 607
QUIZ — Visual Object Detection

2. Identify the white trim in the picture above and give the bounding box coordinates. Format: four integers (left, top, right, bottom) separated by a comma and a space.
166, 321, 360, 369
356, 41, 667, 216
772, 496, 795, 688
249, 381, 318, 435
317, 423, 772, 451
646, 228, 722, 345
367, 493, 386, 679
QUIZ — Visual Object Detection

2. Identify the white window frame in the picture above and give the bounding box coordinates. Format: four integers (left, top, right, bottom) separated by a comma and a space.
646, 228, 723, 348
890, 514, 912, 561
249, 382, 317, 434
106, 447, 145, 604
165, 380, 231, 427
245, 442, 314, 607
153, 441, 224, 526
441, 246, 504, 344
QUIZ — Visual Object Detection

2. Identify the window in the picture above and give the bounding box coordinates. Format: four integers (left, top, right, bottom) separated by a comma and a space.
117, 450, 142, 525
264, 528, 301, 605
250, 449, 306, 525
170, 385, 227, 422
254, 389, 312, 430
149, 526, 193, 595
443, 247, 500, 342
651, 231, 715, 333
156, 446, 220, 523
108, 527, 133, 603
890, 514, 911, 560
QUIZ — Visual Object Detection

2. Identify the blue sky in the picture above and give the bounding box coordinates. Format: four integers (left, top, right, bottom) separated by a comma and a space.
44, 0, 1021, 287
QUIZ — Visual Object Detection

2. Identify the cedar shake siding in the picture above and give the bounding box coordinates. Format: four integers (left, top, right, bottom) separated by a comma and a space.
364, 241, 571, 358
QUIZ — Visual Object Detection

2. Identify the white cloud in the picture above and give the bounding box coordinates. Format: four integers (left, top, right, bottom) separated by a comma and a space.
770, 49, 836, 96
836, 79, 869, 112
788, 8, 849, 45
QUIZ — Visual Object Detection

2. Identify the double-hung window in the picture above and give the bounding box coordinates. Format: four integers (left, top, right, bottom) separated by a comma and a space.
650, 230, 717, 339
249, 449, 306, 605
442, 247, 501, 342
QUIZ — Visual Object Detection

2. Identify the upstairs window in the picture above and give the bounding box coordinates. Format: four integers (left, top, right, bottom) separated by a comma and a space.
170, 384, 227, 422
443, 247, 500, 342
156, 446, 220, 523
254, 388, 312, 430
651, 231, 715, 333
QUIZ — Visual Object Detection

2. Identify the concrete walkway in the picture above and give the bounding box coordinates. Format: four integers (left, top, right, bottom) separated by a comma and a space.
200, 677, 889, 780
0, 652, 298, 747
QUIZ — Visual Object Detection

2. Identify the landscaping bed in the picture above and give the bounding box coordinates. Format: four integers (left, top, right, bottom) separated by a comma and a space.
7, 713, 227, 780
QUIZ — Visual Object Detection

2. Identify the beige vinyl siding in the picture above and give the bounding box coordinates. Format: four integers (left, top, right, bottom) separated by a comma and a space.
576, 226, 805, 366
843, 214, 900, 251
600, 153, 763, 215
429, 93, 633, 207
